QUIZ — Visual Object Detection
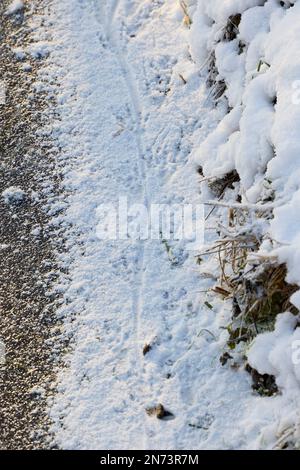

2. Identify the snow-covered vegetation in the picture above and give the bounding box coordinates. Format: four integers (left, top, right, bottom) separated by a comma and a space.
188, 0, 300, 448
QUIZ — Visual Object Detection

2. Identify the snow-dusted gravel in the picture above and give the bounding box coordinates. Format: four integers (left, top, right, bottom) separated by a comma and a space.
0, 0, 63, 449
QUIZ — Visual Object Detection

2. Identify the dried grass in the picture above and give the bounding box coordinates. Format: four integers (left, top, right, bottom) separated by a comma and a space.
179, 1, 192, 28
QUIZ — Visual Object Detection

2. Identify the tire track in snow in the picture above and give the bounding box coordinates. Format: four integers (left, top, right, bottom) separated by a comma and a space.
105, 0, 151, 449
94, 0, 151, 449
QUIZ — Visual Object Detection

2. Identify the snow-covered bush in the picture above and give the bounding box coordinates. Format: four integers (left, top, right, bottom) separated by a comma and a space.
188, 0, 300, 448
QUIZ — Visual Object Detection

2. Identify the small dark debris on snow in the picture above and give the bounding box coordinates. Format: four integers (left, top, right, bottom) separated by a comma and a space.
208, 170, 240, 198
2, 186, 26, 205
204, 301, 213, 310
245, 364, 279, 397
220, 352, 233, 366
188, 412, 214, 431
146, 403, 175, 420
143, 343, 152, 356
179, 74, 187, 85
197, 166, 204, 176
222, 14, 241, 42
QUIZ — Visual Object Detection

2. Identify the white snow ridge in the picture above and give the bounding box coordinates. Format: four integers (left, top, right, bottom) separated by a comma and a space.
5, 0, 24, 16
23, 0, 300, 450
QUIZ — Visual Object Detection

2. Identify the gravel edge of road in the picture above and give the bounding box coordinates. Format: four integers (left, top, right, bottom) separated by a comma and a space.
0, 0, 68, 449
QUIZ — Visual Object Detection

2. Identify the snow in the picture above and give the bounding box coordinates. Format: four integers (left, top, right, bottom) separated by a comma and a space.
246, 312, 300, 448
5, 0, 24, 16
12, 47, 26, 61
248, 313, 300, 384
27, 0, 300, 450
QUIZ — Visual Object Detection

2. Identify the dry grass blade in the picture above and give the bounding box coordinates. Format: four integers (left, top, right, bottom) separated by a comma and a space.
179, 1, 192, 27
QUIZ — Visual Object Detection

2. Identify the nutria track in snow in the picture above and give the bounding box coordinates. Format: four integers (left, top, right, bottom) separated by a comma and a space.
0, 0, 63, 449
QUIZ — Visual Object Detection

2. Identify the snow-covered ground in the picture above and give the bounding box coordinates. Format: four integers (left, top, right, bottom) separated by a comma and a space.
21, 0, 300, 449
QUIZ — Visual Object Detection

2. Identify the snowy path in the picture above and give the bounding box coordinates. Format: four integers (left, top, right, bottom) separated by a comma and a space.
43, 0, 273, 450
92, 0, 157, 449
